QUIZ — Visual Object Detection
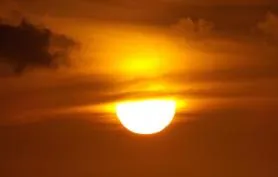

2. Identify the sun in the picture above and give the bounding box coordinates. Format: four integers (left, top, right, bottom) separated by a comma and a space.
116, 99, 176, 134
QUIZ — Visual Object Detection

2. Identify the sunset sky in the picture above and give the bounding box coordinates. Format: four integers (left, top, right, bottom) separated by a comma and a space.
1, 0, 278, 177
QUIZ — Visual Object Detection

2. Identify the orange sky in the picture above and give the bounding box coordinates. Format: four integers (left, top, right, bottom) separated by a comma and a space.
1, 1, 278, 177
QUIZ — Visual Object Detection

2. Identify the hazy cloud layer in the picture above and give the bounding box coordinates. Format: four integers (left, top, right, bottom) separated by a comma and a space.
1, 0, 278, 30
0, 7, 278, 125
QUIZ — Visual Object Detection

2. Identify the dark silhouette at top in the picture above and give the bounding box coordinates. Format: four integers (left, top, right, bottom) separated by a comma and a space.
0, 19, 76, 74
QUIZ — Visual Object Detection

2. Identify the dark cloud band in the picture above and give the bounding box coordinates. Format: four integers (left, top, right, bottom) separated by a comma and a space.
0, 19, 76, 74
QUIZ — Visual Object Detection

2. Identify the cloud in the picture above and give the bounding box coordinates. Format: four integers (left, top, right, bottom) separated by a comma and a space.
1, 8, 278, 126
257, 12, 278, 40
0, 19, 76, 74
170, 17, 214, 39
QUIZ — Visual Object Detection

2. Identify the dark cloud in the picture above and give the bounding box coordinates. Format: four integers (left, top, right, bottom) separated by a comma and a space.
0, 19, 76, 74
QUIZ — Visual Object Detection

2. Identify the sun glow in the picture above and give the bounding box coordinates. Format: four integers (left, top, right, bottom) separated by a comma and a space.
116, 99, 176, 134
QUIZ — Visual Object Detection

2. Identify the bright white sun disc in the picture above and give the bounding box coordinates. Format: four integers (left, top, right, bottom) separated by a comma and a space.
116, 100, 176, 134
